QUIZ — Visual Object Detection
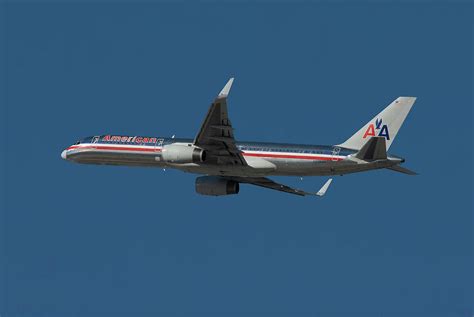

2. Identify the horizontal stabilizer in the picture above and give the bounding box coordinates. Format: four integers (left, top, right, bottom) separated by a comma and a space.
387, 165, 418, 175
355, 137, 387, 161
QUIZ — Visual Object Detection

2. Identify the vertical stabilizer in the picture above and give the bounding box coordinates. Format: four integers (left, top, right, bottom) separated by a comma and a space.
338, 97, 416, 150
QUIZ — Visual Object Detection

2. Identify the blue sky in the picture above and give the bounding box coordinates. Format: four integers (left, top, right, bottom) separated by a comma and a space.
1, 2, 472, 316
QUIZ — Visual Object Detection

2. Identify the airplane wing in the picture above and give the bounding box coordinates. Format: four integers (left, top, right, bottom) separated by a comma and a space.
193, 78, 247, 166
228, 176, 333, 197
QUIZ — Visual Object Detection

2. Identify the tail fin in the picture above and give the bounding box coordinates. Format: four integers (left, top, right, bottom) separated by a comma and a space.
338, 97, 416, 150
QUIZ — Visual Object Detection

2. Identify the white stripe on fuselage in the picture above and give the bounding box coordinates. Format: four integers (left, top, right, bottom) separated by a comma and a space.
242, 150, 341, 159
68, 143, 346, 161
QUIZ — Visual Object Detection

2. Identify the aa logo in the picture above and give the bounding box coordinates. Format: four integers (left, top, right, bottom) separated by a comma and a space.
363, 118, 390, 140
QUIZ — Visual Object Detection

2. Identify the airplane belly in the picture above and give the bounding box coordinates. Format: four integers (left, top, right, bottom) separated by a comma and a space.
175, 158, 352, 177
272, 159, 332, 176
271, 158, 396, 176
265, 158, 357, 176
67, 149, 165, 167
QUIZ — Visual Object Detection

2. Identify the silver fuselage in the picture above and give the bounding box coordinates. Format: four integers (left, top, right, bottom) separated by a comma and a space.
62, 136, 403, 177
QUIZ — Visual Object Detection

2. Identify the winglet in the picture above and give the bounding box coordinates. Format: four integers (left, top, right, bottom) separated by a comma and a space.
316, 178, 333, 196
218, 78, 234, 98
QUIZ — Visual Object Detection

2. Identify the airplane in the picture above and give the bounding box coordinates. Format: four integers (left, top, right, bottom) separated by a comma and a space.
61, 78, 417, 197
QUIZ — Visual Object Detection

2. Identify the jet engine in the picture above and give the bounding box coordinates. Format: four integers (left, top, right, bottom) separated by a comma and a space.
161, 143, 206, 163
195, 176, 239, 196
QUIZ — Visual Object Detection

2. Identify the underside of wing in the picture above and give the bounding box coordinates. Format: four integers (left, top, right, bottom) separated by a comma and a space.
227, 176, 333, 197
194, 78, 247, 166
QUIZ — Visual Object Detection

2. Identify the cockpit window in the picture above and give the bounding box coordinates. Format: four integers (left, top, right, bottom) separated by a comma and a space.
75, 141, 80, 145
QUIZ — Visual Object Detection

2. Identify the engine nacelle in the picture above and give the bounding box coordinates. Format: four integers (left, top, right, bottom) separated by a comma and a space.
161, 143, 206, 163
195, 176, 240, 196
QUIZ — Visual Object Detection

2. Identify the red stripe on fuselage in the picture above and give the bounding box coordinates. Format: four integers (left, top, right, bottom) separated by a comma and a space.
67, 145, 343, 161
67, 145, 161, 152
243, 152, 343, 161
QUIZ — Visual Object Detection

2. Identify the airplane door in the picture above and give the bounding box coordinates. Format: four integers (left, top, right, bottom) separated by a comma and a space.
92, 136, 100, 143
331, 146, 341, 161
155, 138, 164, 152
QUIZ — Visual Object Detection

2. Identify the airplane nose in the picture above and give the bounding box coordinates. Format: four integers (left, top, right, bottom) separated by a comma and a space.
61, 150, 67, 160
